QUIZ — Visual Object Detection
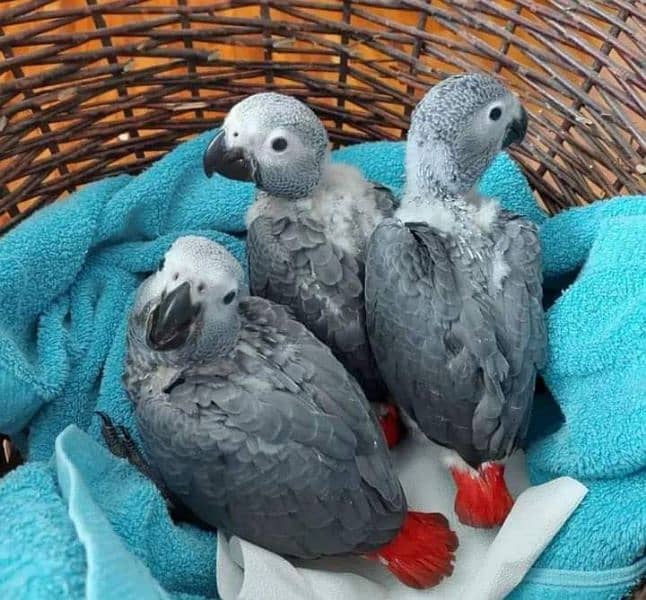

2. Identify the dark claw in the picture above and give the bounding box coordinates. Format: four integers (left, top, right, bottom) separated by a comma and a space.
97, 411, 128, 459
116, 424, 140, 460
95, 411, 177, 512
115, 424, 161, 484
95, 412, 205, 526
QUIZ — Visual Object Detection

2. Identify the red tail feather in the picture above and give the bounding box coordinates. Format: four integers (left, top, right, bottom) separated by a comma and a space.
450, 462, 514, 528
377, 403, 403, 449
367, 511, 458, 589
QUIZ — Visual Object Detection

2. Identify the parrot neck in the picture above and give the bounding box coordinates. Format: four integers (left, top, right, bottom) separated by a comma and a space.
265, 164, 329, 202
404, 160, 482, 208
405, 134, 479, 202
398, 186, 499, 235
411, 178, 453, 203
402, 172, 466, 209
278, 158, 343, 200
406, 165, 479, 204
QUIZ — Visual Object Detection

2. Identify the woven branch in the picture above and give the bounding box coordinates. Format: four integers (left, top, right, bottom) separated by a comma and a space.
0, 0, 644, 232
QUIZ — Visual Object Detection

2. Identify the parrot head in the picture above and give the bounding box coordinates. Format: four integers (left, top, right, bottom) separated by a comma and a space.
406, 72, 528, 199
203, 92, 329, 199
134, 236, 246, 362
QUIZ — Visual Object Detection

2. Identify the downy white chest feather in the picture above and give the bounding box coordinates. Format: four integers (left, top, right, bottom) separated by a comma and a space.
247, 161, 386, 257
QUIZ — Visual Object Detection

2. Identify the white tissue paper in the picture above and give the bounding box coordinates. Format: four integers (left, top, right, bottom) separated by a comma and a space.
217, 437, 587, 600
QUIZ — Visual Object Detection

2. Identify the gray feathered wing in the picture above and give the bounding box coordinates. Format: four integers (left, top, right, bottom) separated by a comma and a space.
134, 298, 404, 559
490, 211, 546, 448
246, 184, 398, 403
365, 215, 545, 466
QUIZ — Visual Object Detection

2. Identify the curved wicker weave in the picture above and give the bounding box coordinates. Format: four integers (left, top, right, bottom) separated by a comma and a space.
0, 1, 644, 231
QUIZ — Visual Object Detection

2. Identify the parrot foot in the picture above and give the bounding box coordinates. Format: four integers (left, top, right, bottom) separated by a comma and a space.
376, 402, 404, 449
96, 412, 181, 516
366, 511, 458, 588
450, 462, 514, 528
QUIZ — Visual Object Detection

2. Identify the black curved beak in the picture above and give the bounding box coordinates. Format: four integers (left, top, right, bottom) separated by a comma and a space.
502, 106, 528, 149
147, 281, 201, 351
203, 131, 256, 182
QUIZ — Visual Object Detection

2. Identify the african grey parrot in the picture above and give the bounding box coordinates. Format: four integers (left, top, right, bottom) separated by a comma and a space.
365, 73, 547, 528
202, 93, 402, 447
103, 236, 457, 588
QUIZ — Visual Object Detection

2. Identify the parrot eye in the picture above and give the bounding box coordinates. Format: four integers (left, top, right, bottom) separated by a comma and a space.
489, 107, 502, 121
271, 137, 288, 152
223, 290, 236, 305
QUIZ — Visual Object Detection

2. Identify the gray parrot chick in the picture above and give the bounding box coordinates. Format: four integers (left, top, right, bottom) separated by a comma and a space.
121, 236, 458, 588
365, 73, 547, 528
203, 93, 403, 447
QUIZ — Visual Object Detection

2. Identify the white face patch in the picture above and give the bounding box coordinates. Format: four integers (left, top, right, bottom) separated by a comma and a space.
472, 94, 520, 153
223, 109, 264, 153
168, 236, 243, 293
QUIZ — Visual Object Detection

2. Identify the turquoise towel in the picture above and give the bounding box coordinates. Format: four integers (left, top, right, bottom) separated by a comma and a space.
510, 197, 646, 600
0, 133, 642, 598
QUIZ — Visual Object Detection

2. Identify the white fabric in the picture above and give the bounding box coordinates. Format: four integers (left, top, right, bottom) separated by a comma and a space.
217, 437, 587, 600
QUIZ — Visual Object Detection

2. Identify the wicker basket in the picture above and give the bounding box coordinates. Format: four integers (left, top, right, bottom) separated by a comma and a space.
0, 6, 644, 597
0, 1, 643, 230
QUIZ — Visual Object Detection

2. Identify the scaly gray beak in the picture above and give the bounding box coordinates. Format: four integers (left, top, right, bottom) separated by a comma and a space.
203, 131, 256, 182
147, 281, 201, 351
502, 106, 528, 149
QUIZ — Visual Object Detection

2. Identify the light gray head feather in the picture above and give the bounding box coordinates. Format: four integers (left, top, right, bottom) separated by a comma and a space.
223, 92, 329, 199
406, 73, 526, 200
133, 236, 246, 363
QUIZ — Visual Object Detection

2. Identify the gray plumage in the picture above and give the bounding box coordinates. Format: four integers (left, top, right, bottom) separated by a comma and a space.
365, 73, 546, 467
203, 93, 398, 403
124, 236, 405, 558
